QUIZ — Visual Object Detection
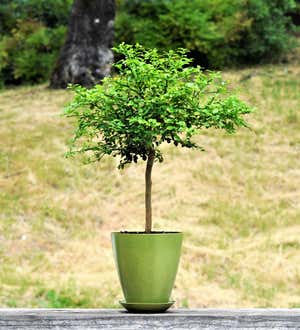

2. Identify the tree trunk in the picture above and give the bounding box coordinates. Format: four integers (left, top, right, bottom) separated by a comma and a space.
145, 150, 155, 233
50, 0, 115, 89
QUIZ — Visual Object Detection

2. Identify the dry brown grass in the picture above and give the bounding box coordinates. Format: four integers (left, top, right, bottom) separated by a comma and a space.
0, 63, 299, 308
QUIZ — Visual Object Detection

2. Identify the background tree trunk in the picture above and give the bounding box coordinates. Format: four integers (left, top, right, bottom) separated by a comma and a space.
50, 0, 115, 88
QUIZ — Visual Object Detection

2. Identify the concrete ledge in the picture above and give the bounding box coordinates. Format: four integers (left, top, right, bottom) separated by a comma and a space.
1, 308, 300, 329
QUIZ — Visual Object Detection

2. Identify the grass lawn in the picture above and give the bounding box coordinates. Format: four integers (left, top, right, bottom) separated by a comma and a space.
0, 63, 299, 308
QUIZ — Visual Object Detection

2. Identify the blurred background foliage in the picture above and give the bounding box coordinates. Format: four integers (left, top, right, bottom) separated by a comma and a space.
116, 0, 297, 67
0, 0, 298, 86
0, 0, 72, 86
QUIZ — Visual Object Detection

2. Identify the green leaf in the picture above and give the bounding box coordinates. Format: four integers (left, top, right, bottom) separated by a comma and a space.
64, 43, 253, 168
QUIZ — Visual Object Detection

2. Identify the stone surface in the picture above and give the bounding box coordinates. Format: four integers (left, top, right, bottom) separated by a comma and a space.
1, 309, 300, 329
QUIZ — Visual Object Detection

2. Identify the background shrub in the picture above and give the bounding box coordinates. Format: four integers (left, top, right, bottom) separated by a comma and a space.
238, 0, 297, 63
0, 0, 71, 33
0, 0, 72, 86
115, 0, 297, 68
0, 21, 66, 85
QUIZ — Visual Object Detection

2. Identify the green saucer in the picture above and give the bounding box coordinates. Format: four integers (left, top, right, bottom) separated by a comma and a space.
119, 300, 175, 313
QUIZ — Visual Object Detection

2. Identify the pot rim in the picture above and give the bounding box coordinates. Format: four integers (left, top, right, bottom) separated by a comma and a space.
111, 231, 182, 235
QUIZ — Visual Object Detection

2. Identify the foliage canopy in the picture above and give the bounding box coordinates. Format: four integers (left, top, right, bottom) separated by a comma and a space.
65, 43, 252, 168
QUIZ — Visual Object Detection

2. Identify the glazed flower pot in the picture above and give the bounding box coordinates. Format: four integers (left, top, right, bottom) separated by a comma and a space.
111, 232, 183, 312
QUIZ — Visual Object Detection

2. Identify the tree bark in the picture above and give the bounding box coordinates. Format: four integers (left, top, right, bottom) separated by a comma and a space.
50, 0, 115, 89
145, 150, 155, 233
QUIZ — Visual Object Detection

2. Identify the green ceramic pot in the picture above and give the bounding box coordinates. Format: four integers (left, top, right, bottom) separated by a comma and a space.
111, 232, 183, 305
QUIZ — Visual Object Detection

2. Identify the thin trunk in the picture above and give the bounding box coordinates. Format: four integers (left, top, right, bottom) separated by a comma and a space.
145, 150, 155, 233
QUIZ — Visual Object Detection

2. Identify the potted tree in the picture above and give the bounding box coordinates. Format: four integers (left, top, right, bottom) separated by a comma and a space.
64, 43, 252, 312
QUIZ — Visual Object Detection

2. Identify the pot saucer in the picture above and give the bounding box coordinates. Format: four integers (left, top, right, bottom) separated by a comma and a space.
119, 300, 175, 313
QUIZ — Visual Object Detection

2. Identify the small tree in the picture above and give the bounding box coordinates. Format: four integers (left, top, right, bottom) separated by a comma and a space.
64, 43, 252, 233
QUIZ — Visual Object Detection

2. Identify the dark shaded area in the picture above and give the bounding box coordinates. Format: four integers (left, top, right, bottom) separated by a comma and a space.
289, 0, 300, 33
